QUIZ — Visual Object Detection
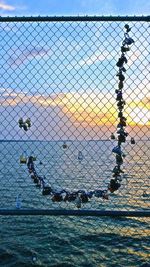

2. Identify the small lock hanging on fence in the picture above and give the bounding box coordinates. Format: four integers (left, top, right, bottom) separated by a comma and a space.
18, 118, 31, 131
20, 154, 27, 164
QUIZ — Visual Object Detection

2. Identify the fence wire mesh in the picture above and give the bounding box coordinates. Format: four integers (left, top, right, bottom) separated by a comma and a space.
0, 15, 150, 267
0, 17, 149, 214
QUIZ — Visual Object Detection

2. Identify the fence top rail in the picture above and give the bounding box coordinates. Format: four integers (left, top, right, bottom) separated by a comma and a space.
0, 15, 150, 22
0, 209, 150, 217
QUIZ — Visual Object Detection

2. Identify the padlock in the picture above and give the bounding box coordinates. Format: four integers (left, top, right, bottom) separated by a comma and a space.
23, 123, 28, 131
117, 128, 128, 137
118, 111, 123, 118
112, 172, 121, 179
121, 116, 127, 121
116, 91, 123, 101
18, 118, 31, 131
117, 129, 128, 136
116, 175, 122, 182
116, 58, 124, 68
118, 134, 126, 143
52, 193, 63, 202
117, 123, 122, 128
25, 118, 31, 128
108, 179, 121, 193
120, 120, 126, 127
118, 81, 124, 90
80, 193, 88, 203
116, 154, 123, 165
33, 176, 39, 184
117, 54, 127, 65
112, 166, 124, 174
120, 118, 127, 127
119, 74, 125, 82
120, 66, 126, 72
112, 166, 120, 174
117, 100, 123, 107
124, 37, 134, 45
117, 128, 124, 135
117, 100, 122, 106
94, 190, 108, 200
87, 191, 94, 199
42, 186, 52, 195
102, 191, 109, 200
124, 24, 131, 32
118, 107, 124, 112
20, 155, 27, 164
121, 54, 128, 64
119, 168, 124, 173
76, 196, 81, 208
121, 46, 130, 53
131, 137, 135, 144
39, 177, 46, 188
62, 142, 68, 149
111, 133, 115, 140
117, 102, 124, 107
112, 146, 122, 155
64, 192, 77, 202
18, 118, 24, 128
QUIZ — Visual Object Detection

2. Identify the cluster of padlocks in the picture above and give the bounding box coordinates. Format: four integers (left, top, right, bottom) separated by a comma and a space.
18, 118, 31, 131
26, 156, 109, 208
110, 24, 135, 192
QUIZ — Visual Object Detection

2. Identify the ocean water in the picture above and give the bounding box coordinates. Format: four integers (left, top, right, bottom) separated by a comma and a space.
0, 140, 150, 266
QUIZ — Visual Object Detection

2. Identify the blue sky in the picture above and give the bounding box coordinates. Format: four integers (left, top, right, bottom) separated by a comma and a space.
0, 0, 150, 16
0, 1, 149, 140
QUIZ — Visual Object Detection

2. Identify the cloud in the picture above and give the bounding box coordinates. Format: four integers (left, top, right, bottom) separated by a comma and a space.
142, 96, 150, 109
0, 88, 150, 140
9, 47, 52, 67
0, 1, 15, 11
127, 50, 142, 67
0, 89, 117, 127
78, 51, 112, 67
1, 88, 150, 126
124, 94, 150, 126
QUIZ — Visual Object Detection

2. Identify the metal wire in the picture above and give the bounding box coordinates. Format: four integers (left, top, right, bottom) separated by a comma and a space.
0, 15, 150, 22
0, 16, 149, 216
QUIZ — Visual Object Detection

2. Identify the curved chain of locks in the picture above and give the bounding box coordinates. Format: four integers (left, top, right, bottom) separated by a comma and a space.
27, 157, 109, 209
109, 24, 134, 193
19, 25, 135, 208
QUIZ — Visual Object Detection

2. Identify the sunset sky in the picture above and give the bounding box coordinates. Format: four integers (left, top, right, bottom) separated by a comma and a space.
0, 1, 149, 140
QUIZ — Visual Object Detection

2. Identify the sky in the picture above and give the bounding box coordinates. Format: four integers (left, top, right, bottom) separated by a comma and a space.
0, 1, 150, 140
0, 0, 150, 16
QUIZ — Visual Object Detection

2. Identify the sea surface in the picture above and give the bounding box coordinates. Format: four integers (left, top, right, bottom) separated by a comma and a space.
0, 140, 150, 267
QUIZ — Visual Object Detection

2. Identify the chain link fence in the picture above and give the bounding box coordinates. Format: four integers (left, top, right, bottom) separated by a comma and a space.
0, 16, 149, 215
0, 15, 150, 267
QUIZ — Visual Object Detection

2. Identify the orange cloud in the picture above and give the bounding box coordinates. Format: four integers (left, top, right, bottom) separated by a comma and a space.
1, 89, 150, 128
142, 96, 150, 109
125, 94, 150, 126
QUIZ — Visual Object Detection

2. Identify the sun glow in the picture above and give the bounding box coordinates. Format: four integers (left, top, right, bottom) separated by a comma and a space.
1, 89, 150, 127
129, 107, 150, 125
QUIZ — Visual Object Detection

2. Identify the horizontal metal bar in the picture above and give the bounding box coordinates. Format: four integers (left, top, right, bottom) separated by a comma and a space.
0, 209, 150, 217
0, 139, 150, 143
0, 16, 150, 23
